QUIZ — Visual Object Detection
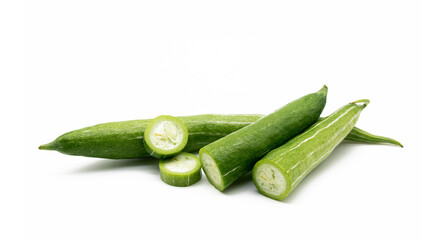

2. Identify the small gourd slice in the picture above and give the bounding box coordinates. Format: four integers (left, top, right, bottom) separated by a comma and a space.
144, 115, 188, 159
159, 153, 202, 187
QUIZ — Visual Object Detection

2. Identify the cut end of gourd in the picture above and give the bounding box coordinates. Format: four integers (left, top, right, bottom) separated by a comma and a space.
200, 152, 223, 190
144, 115, 188, 158
253, 162, 287, 200
150, 120, 184, 150
38, 142, 55, 150
163, 153, 198, 173
159, 153, 202, 187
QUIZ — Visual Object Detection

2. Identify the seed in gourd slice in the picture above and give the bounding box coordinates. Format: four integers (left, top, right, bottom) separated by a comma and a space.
144, 115, 188, 159
253, 161, 290, 200
159, 153, 202, 187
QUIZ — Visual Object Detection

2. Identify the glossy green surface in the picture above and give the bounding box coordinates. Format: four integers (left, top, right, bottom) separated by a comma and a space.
200, 86, 328, 191
345, 126, 403, 147
39, 113, 401, 160
39, 114, 262, 159
253, 100, 369, 200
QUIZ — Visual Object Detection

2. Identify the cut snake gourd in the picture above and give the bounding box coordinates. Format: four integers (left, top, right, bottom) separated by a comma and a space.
159, 153, 202, 187
252, 100, 370, 201
143, 115, 188, 159
199, 86, 328, 191
38, 114, 402, 159
38, 114, 262, 159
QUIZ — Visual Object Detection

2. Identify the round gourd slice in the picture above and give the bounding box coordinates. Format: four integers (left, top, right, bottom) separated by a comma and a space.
144, 115, 188, 159
159, 153, 202, 187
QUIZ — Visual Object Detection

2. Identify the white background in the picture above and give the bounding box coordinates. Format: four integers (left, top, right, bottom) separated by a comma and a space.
1, 0, 442, 240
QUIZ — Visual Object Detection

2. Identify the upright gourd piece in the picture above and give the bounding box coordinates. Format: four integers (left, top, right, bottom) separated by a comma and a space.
159, 153, 202, 187
253, 99, 370, 201
144, 115, 188, 159
199, 86, 328, 191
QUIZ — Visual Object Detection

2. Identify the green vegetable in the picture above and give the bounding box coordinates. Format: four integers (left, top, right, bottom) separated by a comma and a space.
344, 126, 403, 147
143, 115, 188, 159
38, 114, 262, 159
199, 86, 328, 191
253, 100, 370, 201
38, 114, 402, 159
159, 153, 202, 187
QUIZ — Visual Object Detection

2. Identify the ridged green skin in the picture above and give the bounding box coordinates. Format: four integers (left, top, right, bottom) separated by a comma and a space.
199, 86, 328, 191
345, 126, 403, 147
253, 100, 369, 201
143, 115, 189, 159
38, 114, 402, 160
159, 153, 202, 187
39, 114, 262, 159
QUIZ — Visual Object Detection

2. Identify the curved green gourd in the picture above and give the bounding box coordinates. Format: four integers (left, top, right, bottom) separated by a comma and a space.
199, 86, 328, 191
253, 100, 370, 201
39, 114, 262, 159
39, 114, 402, 160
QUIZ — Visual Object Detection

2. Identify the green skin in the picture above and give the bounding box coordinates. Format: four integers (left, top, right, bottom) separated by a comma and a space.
200, 86, 328, 191
253, 100, 370, 201
38, 115, 402, 160
344, 126, 403, 147
39, 114, 262, 159
143, 115, 189, 159
159, 153, 202, 187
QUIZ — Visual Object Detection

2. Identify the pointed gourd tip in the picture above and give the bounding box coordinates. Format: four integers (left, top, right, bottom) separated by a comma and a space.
350, 99, 370, 108
38, 142, 55, 151
387, 139, 403, 148
318, 85, 328, 95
